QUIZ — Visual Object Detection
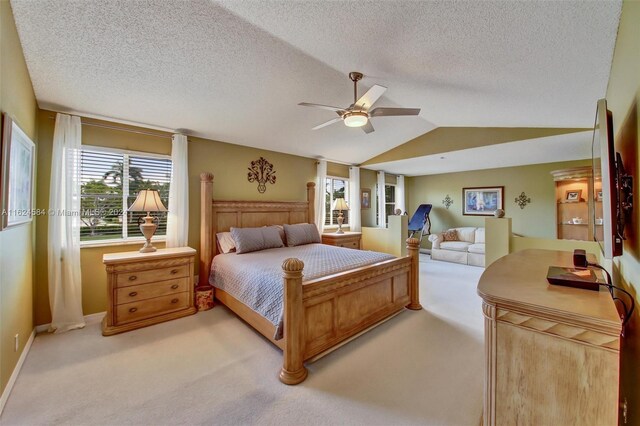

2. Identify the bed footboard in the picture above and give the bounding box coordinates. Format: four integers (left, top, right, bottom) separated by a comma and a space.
279, 237, 421, 385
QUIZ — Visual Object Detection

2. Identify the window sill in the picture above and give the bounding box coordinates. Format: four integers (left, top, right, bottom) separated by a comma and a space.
80, 236, 166, 249
323, 225, 350, 231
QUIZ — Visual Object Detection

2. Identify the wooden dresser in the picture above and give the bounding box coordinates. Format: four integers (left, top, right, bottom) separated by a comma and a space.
102, 247, 197, 336
321, 232, 362, 249
477, 249, 621, 425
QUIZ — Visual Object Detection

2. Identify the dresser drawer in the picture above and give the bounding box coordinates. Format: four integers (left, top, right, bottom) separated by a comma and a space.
116, 292, 189, 325
115, 278, 188, 305
116, 264, 189, 288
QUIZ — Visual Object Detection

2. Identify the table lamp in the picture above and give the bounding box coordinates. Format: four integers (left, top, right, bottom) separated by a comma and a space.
332, 198, 349, 234
128, 189, 167, 253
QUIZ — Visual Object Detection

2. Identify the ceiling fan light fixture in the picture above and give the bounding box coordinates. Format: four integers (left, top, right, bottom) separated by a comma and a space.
343, 111, 368, 128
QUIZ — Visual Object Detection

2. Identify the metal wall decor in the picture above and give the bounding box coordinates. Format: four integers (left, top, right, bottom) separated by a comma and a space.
514, 192, 531, 209
442, 194, 453, 209
247, 157, 276, 193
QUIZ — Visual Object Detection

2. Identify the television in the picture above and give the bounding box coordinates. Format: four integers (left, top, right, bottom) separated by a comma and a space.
591, 99, 633, 258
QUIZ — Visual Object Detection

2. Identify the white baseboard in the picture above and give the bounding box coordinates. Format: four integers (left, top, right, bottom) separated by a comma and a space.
35, 311, 106, 333
0, 328, 36, 416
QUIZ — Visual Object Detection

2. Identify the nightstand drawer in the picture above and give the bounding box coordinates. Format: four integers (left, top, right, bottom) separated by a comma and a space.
337, 240, 359, 249
115, 278, 188, 305
321, 232, 362, 250
116, 292, 189, 325
116, 264, 189, 287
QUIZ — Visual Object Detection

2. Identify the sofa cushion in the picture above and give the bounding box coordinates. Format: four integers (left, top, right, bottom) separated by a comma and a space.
443, 229, 458, 241
475, 228, 485, 244
456, 227, 477, 243
468, 243, 485, 254
440, 241, 472, 252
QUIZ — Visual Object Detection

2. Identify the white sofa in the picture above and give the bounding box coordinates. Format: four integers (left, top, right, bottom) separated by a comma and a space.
428, 227, 485, 267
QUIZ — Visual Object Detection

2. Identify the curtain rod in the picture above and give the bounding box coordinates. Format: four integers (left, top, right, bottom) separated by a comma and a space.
48, 115, 173, 139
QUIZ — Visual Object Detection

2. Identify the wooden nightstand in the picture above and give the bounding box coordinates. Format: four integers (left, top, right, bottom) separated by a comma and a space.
321, 232, 362, 249
102, 247, 197, 336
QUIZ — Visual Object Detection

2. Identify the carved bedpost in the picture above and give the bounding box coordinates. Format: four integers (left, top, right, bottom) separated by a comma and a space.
279, 258, 308, 385
307, 182, 315, 225
406, 237, 422, 310
199, 172, 214, 293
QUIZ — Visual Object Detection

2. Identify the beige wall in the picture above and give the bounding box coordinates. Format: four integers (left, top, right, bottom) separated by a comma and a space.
34, 110, 316, 324
605, 1, 640, 421
360, 168, 378, 227
0, 1, 38, 396
406, 159, 591, 247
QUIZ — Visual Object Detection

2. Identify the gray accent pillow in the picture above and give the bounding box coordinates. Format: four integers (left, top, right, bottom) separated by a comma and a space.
284, 223, 321, 247
230, 226, 284, 254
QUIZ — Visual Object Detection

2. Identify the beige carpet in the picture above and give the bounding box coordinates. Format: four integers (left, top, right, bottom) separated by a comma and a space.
1, 256, 485, 426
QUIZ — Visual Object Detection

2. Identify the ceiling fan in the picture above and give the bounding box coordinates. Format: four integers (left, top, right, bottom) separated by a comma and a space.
298, 71, 421, 134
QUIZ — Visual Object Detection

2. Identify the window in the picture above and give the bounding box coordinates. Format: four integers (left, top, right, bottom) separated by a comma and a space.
376, 184, 396, 226
80, 147, 171, 243
325, 177, 349, 226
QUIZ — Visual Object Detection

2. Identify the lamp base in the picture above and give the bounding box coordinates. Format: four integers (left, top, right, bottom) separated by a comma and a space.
139, 213, 158, 253
139, 242, 157, 253
336, 212, 344, 234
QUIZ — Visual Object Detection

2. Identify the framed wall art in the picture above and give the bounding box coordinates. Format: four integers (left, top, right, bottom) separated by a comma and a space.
1, 113, 36, 229
361, 188, 371, 209
463, 186, 504, 216
565, 189, 582, 202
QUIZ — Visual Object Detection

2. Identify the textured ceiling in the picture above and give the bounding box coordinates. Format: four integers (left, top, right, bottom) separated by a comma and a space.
11, 0, 621, 168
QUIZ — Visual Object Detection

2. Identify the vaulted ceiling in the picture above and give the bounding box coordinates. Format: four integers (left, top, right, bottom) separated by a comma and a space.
11, 0, 621, 171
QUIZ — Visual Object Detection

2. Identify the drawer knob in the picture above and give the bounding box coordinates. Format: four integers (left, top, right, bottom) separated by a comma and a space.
171, 284, 179, 290
171, 298, 179, 304
170, 269, 179, 275
128, 275, 137, 281
129, 307, 138, 313
129, 291, 138, 297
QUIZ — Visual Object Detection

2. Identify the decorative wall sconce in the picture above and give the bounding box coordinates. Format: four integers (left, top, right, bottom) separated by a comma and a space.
442, 194, 453, 209
247, 157, 276, 193
515, 192, 531, 209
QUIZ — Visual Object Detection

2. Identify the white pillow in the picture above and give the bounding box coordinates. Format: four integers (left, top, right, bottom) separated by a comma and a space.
216, 232, 236, 254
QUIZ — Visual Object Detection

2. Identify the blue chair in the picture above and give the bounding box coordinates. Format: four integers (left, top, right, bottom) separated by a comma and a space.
408, 204, 432, 243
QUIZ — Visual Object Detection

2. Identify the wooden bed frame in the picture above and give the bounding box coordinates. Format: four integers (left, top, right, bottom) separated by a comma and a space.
200, 172, 422, 384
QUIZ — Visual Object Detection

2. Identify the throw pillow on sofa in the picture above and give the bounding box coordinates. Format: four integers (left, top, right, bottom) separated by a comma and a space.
443, 229, 458, 241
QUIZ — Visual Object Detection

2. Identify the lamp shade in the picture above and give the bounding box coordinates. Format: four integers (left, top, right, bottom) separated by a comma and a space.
128, 189, 167, 212
332, 198, 349, 211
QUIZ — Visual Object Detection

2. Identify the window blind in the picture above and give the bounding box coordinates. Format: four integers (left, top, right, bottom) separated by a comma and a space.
80, 148, 171, 242
325, 177, 349, 226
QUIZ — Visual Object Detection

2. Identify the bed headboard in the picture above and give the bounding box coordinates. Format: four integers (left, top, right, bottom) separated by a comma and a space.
199, 172, 315, 283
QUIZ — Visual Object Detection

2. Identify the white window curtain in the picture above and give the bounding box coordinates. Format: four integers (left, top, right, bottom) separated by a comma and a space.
348, 166, 361, 232
315, 160, 327, 233
48, 113, 84, 333
396, 175, 406, 214
166, 134, 189, 247
377, 171, 386, 227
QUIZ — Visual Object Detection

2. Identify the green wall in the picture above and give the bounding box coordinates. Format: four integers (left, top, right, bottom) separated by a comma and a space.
0, 0, 38, 397
406, 159, 591, 247
605, 1, 640, 421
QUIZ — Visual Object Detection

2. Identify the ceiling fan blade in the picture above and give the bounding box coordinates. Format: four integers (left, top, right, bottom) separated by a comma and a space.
361, 121, 375, 134
355, 85, 387, 110
299, 102, 346, 113
370, 107, 421, 117
312, 117, 343, 130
